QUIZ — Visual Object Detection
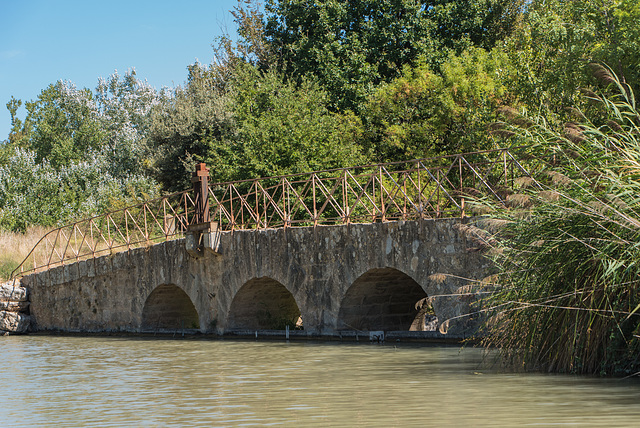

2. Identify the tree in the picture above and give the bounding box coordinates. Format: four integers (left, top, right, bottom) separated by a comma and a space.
19, 81, 105, 168
0, 149, 68, 231
223, 64, 365, 180
0, 71, 160, 231
1, 97, 25, 163
361, 48, 511, 162
149, 62, 366, 190
214, 0, 275, 74
263, 0, 525, 112
148, 63, 234, 191
503, 0, 640, 116
0, 147, 157, 232
94, 69, 162, 179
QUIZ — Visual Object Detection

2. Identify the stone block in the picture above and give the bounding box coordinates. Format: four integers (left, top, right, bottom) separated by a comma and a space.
95, 256, 110, 276
185, 232, 201, 258
87, 259, 96, 278
0, 281, 28, 301
204, 231, 221, 254
0, 311, 30, 333
63, 264, 72, 283
113, 251, 127, 270
49, 266, 64, 286
77, 260, 88, 278
0, 301, 29, 312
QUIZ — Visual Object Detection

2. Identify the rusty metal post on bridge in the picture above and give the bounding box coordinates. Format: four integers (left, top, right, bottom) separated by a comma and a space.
192, 162, 210, 224
185, 163, 220, 257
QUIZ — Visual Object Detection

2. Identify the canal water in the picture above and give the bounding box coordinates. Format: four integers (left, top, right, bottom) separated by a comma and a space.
1, 336, 640, 427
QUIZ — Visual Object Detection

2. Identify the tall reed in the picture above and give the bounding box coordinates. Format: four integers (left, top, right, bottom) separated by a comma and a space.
478, 66, 640, 375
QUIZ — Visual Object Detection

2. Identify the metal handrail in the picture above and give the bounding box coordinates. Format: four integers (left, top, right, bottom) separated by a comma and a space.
11, 148, 534, 278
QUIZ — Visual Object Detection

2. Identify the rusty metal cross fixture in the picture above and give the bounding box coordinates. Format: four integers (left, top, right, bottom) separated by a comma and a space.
11, 148, 540, 278
192, 162, 210, 225
186, 163, 219, 257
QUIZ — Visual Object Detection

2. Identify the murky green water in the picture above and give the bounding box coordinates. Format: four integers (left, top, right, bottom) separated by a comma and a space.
1, 336, 640, 427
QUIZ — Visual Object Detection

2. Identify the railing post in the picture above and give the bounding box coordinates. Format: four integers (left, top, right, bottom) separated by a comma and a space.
402, 171, 407, 220
192, 162, 210, 225
312, 174, 318, 227
417, 160, 423, 219
379, 166, 386, 222
504, 150, 508, 187
436, 169, 440, 218
283, 177, 287, 228
343, 169, 348, 224
185, 163, 219, 257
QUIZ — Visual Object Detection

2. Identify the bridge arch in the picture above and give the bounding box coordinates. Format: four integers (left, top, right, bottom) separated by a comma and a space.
227, 277, 302, 330
140, 284, 200, 332
337, 267, 436, 332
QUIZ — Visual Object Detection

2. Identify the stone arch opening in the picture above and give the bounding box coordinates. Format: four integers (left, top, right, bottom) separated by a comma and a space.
141, 284, 200, 331
338, 268, 437, 332
227, 277, 302, 330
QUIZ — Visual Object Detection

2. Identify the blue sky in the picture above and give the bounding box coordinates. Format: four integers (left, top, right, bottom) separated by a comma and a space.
0, 0, 240, 140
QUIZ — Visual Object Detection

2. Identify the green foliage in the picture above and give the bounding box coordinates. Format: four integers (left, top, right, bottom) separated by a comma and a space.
214, 0, 274, 72
478, 68, 640, 375
0, 260, 18, 282
148, 63, 233, 191
0, 149, 68, 231
20, 81, 106, 168
362, 48, 510, 162
221, 64, 365, 180
0, 71, 159, 231
94, 69, 161, 179
263, 0, 524, 112
503, 0, 640, 116
0, 148, 157, 232
148, 62, 364, 189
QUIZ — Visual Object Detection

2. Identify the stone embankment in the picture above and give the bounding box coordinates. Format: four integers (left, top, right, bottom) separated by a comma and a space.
0, 280, 30, 334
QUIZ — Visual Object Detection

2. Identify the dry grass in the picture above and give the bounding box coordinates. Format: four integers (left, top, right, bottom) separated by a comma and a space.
0, 227, 49, 281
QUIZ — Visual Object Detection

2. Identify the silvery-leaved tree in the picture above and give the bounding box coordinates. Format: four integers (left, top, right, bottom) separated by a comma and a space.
0, 70, 160, 231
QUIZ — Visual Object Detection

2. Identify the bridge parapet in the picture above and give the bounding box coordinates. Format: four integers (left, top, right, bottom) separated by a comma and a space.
13, 148, 535, 278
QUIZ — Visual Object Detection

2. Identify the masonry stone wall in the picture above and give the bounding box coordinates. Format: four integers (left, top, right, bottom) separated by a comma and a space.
21, 218, 490, 337
0, 281, 30, 333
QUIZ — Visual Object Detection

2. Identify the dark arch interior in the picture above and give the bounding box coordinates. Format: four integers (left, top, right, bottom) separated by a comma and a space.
227, 277, 302, 330
141, 284, 200, 331
338, 268, 436, 332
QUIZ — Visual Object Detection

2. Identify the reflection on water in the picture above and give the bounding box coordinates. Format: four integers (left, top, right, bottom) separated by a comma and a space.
1, 336, 640, 427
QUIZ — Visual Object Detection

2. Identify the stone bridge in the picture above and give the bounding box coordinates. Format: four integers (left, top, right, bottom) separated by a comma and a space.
4, 150, 531, 338
20, 218, 487, 339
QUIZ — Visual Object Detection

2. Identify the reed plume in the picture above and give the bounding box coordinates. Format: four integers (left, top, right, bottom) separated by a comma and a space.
478, 66, 640, 375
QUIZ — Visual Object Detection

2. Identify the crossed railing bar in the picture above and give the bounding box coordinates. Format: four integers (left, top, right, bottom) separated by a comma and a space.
11, 147, 536, 278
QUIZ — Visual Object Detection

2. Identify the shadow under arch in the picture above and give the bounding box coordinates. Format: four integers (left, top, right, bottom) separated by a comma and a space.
141, 284, 200, 332
227, 277, 302, 330
337, 267, 436, 332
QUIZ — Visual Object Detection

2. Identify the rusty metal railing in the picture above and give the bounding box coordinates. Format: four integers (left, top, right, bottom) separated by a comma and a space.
12, 148, 534, 278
